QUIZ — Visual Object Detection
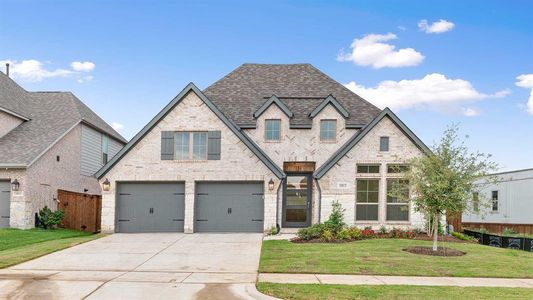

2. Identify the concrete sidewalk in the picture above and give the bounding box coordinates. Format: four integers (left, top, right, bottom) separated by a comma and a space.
259, 273, 533, 288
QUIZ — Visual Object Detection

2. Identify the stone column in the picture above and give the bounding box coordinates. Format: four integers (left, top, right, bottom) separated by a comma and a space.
183, 180, 195, 233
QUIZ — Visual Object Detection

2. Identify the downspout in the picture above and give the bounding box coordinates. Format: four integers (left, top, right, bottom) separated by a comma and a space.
276, 177, 285, 232
314, 177, 322, 223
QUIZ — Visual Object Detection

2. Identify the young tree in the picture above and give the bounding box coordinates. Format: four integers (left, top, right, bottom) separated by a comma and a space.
391, 125, 497, 251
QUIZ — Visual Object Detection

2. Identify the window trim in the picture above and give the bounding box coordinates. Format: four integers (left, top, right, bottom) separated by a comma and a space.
319, 119, 337, 142
174, 131, 208, 161
385, 178, 410, 222
264, 119, 281, 142
355, 178, 380, 222
380, 136, 390, 152
356, 164, 381, 175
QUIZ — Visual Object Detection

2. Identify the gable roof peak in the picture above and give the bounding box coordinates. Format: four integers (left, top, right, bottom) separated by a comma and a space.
253, 95, 293, 119
309, 94, 350, 118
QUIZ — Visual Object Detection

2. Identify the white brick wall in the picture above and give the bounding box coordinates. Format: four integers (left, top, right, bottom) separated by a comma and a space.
100, 91, 279, 233
319, 116, 426, 230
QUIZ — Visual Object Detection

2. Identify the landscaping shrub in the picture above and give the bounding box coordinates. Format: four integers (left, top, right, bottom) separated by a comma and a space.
388, 227, 416, 239
378, 226, 388, 235
451, 231, 475, 241
320, 229, 335, 242
348, 227, 362, 240
323, 201, 345, 234
38, 206, 64, 229
296, 223, 324, 240
503, 228, 517, 236
336, 228, 352, 240
361, 228, 377, 239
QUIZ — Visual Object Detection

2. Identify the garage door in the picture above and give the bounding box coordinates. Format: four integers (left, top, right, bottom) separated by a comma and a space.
0, 181, 10, 228
117, 182, 185, 233
195, 182, 264, 232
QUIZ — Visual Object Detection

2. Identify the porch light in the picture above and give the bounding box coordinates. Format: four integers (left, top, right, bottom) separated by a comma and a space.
268, 178, 275, 191
11, 179, 20, 191
102, 178, 111, 192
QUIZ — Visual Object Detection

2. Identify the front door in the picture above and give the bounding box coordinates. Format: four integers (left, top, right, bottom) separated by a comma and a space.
283, 174, 312, 227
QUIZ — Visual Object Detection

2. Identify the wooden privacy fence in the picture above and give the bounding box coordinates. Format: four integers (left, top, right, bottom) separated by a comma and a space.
58, 190, 101, 233
462, 222, 533, 236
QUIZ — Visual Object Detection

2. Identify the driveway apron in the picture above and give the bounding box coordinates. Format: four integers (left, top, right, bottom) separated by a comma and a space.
0, 233, 276, 299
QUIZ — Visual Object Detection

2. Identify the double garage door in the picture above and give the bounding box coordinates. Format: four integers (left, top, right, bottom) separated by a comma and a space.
116, 182, 263, 233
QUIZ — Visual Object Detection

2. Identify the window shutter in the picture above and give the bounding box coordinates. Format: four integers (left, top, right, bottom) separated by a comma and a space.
380, 136, 389, 152
207, 131, 221, 160
161, 131, 174, 160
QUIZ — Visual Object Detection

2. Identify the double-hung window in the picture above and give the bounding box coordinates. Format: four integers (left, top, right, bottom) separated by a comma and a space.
386, 179, 410, 221
473, 192, 480, 212
175, 132, 208, 160
265, 119, 281, 141
320, 120, 337, 141
355, 179, 379, 221
357, 164, 380, 174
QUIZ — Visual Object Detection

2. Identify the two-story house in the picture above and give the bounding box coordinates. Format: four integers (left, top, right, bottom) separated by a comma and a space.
96, 64, 429, 233
0, 71, 126, 229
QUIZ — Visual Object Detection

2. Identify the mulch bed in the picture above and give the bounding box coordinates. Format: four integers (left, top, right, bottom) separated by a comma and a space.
290, 234, 472, 244
403, 246, 466, 256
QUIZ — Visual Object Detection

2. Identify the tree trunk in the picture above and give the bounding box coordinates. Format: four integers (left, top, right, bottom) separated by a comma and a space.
432, 212, 439, 251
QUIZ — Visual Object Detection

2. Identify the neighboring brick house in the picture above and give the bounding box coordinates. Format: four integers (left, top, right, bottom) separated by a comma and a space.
96, 64, 429, 233
0, 72, 127, 229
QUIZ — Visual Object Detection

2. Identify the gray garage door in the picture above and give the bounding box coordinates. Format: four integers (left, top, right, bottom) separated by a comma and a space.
0, 181, 10, 228
117, 182, 185, 233
195, 182, 264, 232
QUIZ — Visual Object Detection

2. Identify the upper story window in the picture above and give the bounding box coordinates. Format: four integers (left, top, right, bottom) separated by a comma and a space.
320, 120, 337, 141
175, 132, 208, 160
380, 136, 390, 152
491, 190, 499, 212
265, 119, 281, 141
357, 164, 380, 174
101, 135, 109, 164
387, 164, 409, 173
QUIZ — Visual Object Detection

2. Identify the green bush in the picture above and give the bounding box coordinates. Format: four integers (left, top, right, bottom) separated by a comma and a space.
320, 229, 335, 242
378, 226, 388, 235
348, 227, 362, 240
503, 228, 517, 236
451, 231, 476, 241
38, 206, 64, 229
324, 201, 345, 234
336, 228, 351, 240
297, 223, 324, 240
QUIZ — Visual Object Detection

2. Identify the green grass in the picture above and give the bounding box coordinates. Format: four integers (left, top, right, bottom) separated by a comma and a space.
0, 228, 103, 268
260, 239, 533, 278
257, 283, 533, 300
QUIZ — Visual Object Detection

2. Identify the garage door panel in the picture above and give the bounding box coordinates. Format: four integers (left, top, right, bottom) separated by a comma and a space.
117, 182, 184, 233
195, 182, 264, 233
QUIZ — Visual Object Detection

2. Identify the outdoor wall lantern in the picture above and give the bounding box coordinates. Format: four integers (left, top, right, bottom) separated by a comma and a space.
102, 178, 111, 192
11, 179, 20, 191
268, 178, 275, 191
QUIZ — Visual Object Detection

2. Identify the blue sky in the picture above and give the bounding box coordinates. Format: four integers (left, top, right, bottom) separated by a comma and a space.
1, 0, 532, 171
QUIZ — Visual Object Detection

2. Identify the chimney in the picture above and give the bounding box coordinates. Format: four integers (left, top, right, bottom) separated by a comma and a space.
5, 63, 9, 77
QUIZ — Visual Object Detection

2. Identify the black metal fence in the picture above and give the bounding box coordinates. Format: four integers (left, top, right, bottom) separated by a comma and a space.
463, 229, 533, 252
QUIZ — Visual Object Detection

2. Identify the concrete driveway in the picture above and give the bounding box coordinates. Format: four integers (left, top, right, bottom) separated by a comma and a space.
0, 233, 275, 299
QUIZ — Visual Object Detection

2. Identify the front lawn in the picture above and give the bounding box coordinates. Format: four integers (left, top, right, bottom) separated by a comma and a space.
257, 283, 533, 300
0, 228, 103, 268
260, 239, 533, 278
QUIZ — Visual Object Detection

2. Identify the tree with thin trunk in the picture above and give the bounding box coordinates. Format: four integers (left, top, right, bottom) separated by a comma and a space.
390, 124, 497, 251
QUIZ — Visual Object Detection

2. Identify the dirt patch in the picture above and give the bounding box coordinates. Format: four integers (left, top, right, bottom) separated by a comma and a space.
403, 246, 466, 256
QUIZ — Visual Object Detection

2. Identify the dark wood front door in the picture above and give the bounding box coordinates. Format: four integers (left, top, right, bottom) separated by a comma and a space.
283, 174, 312, 227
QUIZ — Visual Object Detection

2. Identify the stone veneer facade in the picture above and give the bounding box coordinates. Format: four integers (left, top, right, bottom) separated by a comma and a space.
100, 89, 426, 233
99, 91, 279, 233
1, 124, 102, 229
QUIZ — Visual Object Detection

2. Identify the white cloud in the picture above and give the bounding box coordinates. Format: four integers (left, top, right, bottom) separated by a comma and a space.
397, 26, 406, 31
418, 19, 455, 34
337, 33, 424, 69
0, 59, 74, 82
515, 74, 533, 114
1, 59, 96, 82
344, 73, 508, 115
111, 122, 124, 132
71, 61, 95, 72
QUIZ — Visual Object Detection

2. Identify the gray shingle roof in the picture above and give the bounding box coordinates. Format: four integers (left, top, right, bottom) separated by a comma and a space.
0, 72, 127, 166
203, 63, 381, 127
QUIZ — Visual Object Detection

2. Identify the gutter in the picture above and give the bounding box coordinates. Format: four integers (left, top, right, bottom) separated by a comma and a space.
0, 164, 27, 169
276, 177, 285, 231
314, 177, 322, 223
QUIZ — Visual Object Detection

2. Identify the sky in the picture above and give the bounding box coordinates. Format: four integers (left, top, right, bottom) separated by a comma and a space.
1, 0, 532, 171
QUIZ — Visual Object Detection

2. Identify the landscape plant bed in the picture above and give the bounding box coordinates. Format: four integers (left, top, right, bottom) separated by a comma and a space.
291, 233, 471, 244
403, 246, 466, 256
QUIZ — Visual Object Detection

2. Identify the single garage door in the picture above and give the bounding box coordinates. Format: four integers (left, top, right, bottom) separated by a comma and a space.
117, 182, 185, 233
0, 181, 10, 228
195, 182, 264, 232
